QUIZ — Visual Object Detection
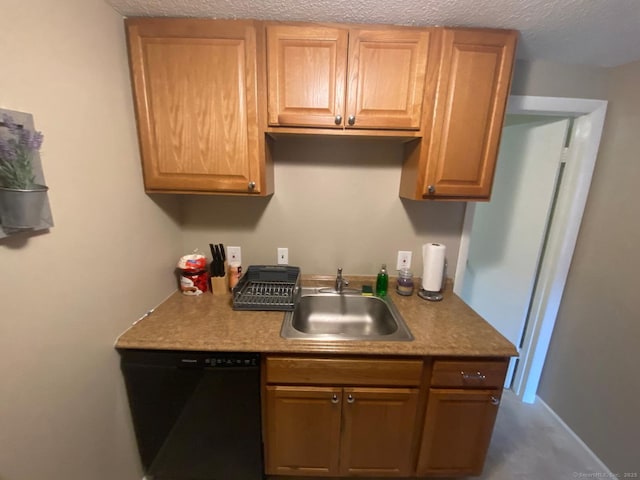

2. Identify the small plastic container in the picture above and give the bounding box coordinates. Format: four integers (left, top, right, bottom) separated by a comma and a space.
178, 254, 209, 296
228, 262, 242, 291
396, 268, 415, 296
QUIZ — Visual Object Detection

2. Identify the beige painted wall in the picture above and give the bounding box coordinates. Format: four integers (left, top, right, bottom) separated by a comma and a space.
0, 8, 628, 477
511, 59, 608, 99
182, 136, 465, 278
537, 60, 640, 473
0, 1, 182, 479
180, 59, 612, 281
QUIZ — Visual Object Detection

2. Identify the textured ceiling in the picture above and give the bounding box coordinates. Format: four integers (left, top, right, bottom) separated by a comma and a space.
104, 0, 640, 67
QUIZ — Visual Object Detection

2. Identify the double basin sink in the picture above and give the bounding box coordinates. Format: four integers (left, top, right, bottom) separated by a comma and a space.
281, 287, 414, 341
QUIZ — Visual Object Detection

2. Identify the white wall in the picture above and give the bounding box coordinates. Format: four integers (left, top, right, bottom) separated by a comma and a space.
0, 1, 182, 479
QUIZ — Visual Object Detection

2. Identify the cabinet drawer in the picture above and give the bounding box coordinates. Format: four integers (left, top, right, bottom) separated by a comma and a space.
431, 359, 508, 388
265, 356, 423, 386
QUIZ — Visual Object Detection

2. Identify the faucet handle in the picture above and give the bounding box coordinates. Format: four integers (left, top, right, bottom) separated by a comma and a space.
337, 268, 349, 285
337, 268, 348, 282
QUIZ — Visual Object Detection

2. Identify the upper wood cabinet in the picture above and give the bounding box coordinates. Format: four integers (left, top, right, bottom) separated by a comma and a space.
266, 25, 348, 129
400, 28, 517, 200
126, 18, 272, 195
266, 24, 430, 130
124, 19, 516, 199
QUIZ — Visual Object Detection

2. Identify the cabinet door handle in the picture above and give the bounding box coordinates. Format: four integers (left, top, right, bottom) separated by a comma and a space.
331, 394, 340, 404
334, 115, 342, 125
348, 115, 356, 126
427, 185, 436, 194
461, 371, 486, 382
248, 181, 256, 191
347, 394, 355, 404
490, 395, 500, 406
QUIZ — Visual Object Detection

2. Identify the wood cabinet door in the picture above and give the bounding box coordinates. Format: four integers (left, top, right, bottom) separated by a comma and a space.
423, 28, 517, 198
346, 29, 430, 130
126, 19, 263, 193
416, 388, 501, 476
267, 25, 348, 128
264, 385, 342, 476
339, 387, 419, 476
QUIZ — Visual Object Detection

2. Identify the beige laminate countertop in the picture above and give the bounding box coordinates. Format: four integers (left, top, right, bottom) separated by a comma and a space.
116, 277, 517, 358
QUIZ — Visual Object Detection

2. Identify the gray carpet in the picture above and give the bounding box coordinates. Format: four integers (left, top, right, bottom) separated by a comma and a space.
468, 390, 609, 480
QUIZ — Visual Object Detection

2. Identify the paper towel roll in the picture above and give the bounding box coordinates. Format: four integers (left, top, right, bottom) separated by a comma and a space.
422, 243, 446, 292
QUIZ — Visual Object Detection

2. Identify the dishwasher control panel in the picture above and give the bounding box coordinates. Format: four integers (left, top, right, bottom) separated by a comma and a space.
205, 354, 260, 368
176, 352, 260, 368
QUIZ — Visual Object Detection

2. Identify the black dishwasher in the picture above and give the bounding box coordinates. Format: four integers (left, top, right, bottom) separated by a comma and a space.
119, 349, 263, 480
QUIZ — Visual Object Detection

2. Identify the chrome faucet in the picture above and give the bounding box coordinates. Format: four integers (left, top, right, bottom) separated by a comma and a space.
335, 268, 349, 293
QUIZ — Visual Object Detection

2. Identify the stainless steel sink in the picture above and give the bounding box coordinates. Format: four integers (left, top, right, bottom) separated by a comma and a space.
281, 288, 413, 341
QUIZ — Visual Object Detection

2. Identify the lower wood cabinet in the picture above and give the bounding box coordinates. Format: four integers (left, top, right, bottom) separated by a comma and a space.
416, 358, 509, 477
265, 386, 342, 476
265, 385, 418, 476
416, 389, 502, 476
263, 355, 508, 478
340, 387, 419, 476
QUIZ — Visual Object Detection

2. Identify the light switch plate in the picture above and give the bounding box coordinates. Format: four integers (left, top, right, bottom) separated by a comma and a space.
227, 246, 242, 265
396, 250, 412, 270
277, 247, 288, 265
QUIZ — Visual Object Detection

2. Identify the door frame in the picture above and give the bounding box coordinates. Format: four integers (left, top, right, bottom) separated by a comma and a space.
454, 95, 608, 403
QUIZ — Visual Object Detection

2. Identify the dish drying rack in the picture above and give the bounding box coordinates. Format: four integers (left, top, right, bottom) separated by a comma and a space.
232, 265, 301, 311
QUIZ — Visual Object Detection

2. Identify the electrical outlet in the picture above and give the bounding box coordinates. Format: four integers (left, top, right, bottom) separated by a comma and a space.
227, 246, 242, 265
277, 247, 289, 265
396, 250, 412, 270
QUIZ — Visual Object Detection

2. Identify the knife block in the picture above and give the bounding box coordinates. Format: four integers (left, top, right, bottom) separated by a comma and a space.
210, 268, 230, 295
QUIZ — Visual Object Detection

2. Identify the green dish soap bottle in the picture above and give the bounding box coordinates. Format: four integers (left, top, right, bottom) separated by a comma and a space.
376, 264, 388, 297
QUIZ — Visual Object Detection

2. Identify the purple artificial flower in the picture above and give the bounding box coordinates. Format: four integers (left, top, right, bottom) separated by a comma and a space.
18, 129, 44, 150
0, 113, 45, 189
1, 113, 21, 136
29, 131, 44, 150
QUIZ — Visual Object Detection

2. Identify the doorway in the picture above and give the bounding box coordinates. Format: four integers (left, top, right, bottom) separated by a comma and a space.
454, 96, 608, 403
459, 116, 570, 386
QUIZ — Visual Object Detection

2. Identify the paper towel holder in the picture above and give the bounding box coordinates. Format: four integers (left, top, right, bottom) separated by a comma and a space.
417, 259, 447, 302
418, 289, 443, 302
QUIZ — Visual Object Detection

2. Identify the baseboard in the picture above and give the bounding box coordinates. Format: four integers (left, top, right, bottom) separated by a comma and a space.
536, 396, 613, 475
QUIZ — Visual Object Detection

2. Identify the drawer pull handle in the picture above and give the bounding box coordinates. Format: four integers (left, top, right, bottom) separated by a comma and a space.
347, 394, 355, 404
461, 371, 486, 382
490, 395, 500, 406
331, 394, 340, 404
